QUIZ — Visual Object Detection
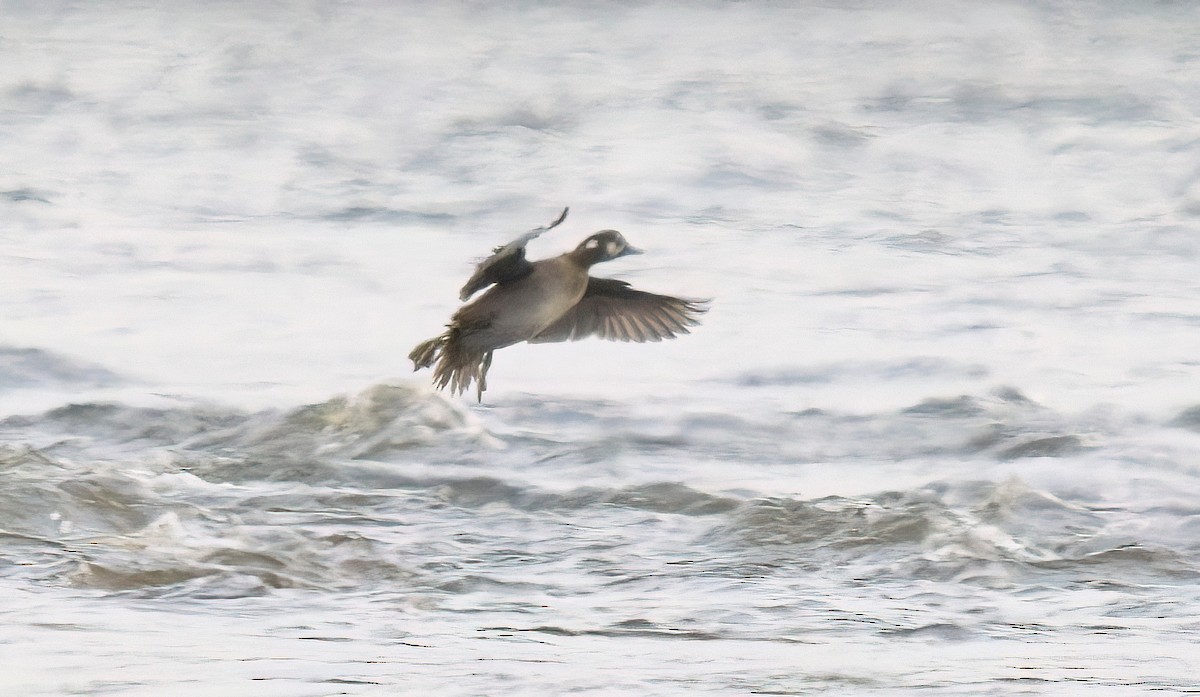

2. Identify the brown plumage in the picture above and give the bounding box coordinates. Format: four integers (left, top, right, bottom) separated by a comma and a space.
409, 209, 709, 401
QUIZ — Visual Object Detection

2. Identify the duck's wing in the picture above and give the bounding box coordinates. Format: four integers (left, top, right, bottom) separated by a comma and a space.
529, 277, 710, 344
458, 207, 569, 301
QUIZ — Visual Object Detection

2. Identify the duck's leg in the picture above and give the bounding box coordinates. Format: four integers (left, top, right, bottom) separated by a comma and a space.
476, 350, 494, 403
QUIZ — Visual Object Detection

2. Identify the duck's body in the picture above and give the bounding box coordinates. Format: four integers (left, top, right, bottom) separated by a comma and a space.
450, 253, 591, 353
410, 209, 708, 401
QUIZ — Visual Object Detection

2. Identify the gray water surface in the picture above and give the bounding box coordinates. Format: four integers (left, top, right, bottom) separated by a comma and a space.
3, 2, 1200, 694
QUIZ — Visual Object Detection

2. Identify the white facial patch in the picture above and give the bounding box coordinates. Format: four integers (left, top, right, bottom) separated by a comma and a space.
586, 238, 599, 249
606, 241, 618, 255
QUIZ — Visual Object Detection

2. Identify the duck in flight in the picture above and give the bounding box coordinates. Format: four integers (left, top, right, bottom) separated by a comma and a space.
410, 208, 709, 401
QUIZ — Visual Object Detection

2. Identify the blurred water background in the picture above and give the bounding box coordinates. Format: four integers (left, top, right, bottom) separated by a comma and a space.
2, 1, 1200, 694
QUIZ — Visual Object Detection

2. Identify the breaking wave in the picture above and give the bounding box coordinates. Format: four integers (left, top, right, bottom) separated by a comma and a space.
2, 381, 1196, 599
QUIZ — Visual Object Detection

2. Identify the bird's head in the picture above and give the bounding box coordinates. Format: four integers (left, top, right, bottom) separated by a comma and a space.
573, 230, 643, 266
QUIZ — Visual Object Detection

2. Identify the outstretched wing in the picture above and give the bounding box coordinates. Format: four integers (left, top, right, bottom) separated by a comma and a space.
529, 277, 709, 344
458, 207, 569, 301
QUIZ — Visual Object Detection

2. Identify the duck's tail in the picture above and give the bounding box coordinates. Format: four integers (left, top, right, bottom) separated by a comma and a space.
409, 330, 494, 403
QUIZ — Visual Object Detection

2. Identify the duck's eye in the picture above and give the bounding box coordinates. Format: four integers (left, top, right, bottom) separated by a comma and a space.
585, 238, 599, 249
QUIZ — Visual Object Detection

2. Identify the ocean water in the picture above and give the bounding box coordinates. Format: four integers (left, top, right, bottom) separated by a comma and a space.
3, 1, 1200, 694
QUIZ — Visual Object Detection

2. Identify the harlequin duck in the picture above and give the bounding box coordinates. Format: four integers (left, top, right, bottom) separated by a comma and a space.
410, 208, 709, 401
